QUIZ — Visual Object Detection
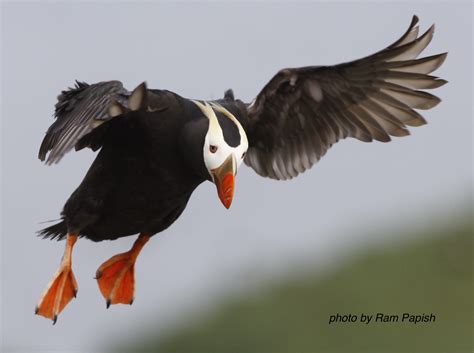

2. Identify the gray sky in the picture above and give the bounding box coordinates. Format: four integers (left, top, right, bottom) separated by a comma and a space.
2, 2, 472, 352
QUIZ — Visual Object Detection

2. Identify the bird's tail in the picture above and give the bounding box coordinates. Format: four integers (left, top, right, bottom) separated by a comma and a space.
38, 220, 67, 241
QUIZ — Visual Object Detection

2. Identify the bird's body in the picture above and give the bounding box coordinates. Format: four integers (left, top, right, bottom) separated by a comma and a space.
46, 90, 202, 242
35, 16, 447, 324
43, 89, 248, 241
61, 107, 197, 242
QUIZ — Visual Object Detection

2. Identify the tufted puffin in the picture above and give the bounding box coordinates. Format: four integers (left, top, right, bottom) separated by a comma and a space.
35, 16, 447, 323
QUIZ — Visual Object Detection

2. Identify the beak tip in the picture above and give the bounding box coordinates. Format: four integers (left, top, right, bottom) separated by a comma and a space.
219, 195, 233, 209
215, 171, 235, 210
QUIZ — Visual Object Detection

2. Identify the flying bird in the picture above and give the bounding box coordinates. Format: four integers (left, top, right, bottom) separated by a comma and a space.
35, 16, 447, 323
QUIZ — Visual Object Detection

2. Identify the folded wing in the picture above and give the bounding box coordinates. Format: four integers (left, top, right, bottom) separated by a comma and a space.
244, 16, 447, 180
38, 81, 147, 164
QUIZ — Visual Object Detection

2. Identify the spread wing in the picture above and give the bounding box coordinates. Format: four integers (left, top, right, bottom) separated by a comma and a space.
244, 16, 447, 180
38, 80, 148, 164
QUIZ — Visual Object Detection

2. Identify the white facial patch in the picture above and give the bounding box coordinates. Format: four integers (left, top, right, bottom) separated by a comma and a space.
191, 100, 248, 177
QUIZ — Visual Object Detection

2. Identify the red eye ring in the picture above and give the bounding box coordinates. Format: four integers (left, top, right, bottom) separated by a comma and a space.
209, 145, 218, 153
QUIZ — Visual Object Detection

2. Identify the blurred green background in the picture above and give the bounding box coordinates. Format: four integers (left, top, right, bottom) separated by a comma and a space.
112, 208, 473, 353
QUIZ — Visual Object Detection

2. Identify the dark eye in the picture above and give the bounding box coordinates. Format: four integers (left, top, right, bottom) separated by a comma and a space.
209, 145, 218, 153
242, 152, 247, 159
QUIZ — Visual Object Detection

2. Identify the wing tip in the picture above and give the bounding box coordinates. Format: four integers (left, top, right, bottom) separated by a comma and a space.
438, 51, 448, 63
436, 78, 448, 87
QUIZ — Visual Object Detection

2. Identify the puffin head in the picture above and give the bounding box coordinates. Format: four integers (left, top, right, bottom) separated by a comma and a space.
191, 100, 248, 209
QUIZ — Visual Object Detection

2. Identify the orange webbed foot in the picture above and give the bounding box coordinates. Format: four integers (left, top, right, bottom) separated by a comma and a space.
96, 234, 149, 307
36, 266, 78, 324
36, 234, 78, 324
96, 253, 136, 307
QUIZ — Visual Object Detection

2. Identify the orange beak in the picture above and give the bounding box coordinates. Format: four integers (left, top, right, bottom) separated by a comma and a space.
211, 154, 236, 209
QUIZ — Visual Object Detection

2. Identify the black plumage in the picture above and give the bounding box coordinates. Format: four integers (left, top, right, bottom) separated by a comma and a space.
244, 16, 447, 179
35, 16, 447, 322
39, 86, 240, 241
39, 15, 447, 241
38, 15, 448, 242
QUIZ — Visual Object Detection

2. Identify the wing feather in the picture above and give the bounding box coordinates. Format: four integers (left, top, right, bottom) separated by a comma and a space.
244, 16, 447, 180
39, 81, 131, 164
387, 15, 420, 48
